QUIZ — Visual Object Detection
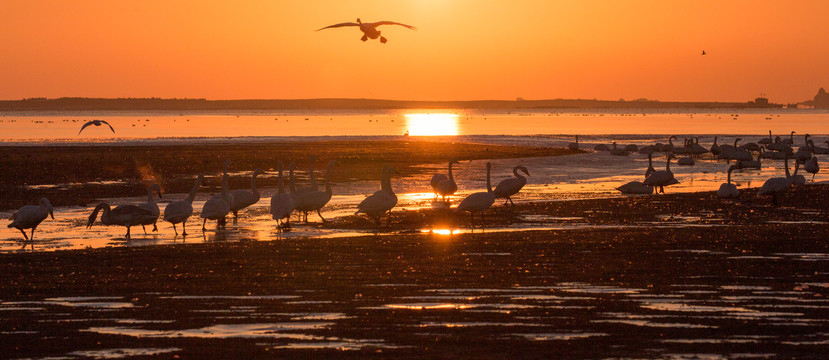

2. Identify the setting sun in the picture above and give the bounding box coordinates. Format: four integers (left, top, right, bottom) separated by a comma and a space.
405, 113, 459, 136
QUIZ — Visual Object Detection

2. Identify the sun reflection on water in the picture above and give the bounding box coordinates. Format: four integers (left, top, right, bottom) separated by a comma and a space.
404, 113, 459, 136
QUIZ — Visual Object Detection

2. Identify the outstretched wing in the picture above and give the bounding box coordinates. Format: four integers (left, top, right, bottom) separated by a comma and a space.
316, 22, 359, 31
372, 21, 417, 31
78, 121, 94, 135
100, 120, 116, 133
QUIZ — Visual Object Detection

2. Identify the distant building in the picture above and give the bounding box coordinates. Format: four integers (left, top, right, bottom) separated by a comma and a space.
814, 88, 829, 108
754, 97, 769, 106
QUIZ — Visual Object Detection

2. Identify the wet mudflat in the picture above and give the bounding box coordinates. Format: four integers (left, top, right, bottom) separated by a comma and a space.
1, 215, 827, 358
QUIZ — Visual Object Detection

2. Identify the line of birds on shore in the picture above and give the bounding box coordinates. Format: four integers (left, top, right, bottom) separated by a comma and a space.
578, 131, 821, 201
7, 158, 530, 244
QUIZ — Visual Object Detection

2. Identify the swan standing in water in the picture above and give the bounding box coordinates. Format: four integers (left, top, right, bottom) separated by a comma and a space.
758, 156, 792, 206
804, 156, 819, 181
717, 165, 739, 198
294, 160, 336, 223
317, 18, 417, 43
201, 173, 233, 231
162, 175, 203, 236
356, 165, 398, 226
431, 159, 460, 203
644, 154, 678, 193
791, 161, 807, 186
87, 203, 155, 239
567, 135, 579, 151
229, 168, 265, 223
493, 165, 529, 206
270, 161, 295, 227
8, 198, 54, 246
455, 162, 495, 224
138, 184, 162, 233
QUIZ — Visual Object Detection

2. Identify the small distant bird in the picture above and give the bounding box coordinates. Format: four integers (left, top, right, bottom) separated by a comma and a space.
78, 120, 115, 135
701, 50, 706, 55
317, 18, 417, 43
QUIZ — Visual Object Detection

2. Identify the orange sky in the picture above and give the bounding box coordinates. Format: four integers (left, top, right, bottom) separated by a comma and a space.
1, 1, 828, 103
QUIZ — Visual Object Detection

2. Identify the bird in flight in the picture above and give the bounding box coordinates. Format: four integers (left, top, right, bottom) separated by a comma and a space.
78, 120, 115, 135
316, 18, 417, 43
701, 50, 707, 55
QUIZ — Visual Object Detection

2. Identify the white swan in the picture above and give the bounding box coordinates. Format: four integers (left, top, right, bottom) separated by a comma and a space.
162, 175, 203, 236
710, 136, 721, 156
617, 181, 654, 194
229, 168, 265, 223
270, 161, 294, 227
294, 160, 336, 223
804, 156, 819, 181
493, 165, 529, 206
567, 135, 579, 151
781, 131, 795, 146
431, 159, 460, 202
8, 198, 54, 245
758, 156, 792, 206
610, 141, 630, 156
757, 130, 773, 145
659, 135, 678, 153
78, 120, 115, 135
137, 184, 162, 233
717, 165, 739, 198
794, 145, 812, 164
645, 153, 656, 178
200, 173, 232, 230
317, 18, 417, 43
644, 154, 678, 193
356, 165, 398, 226
455, 162, 496, 223
87, 203, 155, 239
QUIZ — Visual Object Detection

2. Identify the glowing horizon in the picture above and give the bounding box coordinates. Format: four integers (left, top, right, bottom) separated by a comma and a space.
405, 113, 459, 136
1, 1, 828, 103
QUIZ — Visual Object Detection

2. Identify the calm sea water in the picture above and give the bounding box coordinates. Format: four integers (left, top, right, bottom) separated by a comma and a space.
1, 109, 828, 251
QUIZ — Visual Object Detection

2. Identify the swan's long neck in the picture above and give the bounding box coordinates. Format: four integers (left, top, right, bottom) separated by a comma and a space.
575, 135, 579, 144
790, 132, 795, 142
185, 177, 201, 204
486, 163, 493, 193
250, 171, 260, 196
713, 136, 718, 145
784, 157, 791, 178
727, 168, 733, 184
277, 163, 285, 194
324, 162, 334, 195
221, 175, 231, 204
381, 168, 393, 195
146, 187, 155, 203
768, 130, 772, 140
289, 166, 296, 194
512, 166, 525, 181
448, 161, 455, 182
90, 203, 111, 225
665, 155, 672, 172
648, 153, 653, 168
733, 138, 739, 147
308, 160, 317, 191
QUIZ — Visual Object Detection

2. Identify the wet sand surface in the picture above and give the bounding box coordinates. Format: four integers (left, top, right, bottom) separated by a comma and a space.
0, 139, 573, 211
1, 186, 828, 359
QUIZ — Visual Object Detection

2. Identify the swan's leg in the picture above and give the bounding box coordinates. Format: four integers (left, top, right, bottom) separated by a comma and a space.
172, 223, 178, 236
19, 228, 28, 241
182, 221, 188, 236
202, 219, 207, 231
361, 34, 368, 42
142, 225, 147, 235
152, 222, 158, 232
30, 227, 36, 242
125, 226, 131, 239
317, 210, 326, 223
233, 211, 238, 224
508, 197, 515, 206
380, 36, 387, 44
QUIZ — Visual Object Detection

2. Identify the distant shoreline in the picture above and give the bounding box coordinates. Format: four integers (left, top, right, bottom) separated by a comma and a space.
0, 97, 790, 111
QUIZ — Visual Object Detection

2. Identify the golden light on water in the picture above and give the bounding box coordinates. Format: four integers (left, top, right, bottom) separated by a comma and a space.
405, 113, 459, 136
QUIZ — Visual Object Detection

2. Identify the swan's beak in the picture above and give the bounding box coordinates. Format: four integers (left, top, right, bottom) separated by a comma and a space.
157, 189, 163, 199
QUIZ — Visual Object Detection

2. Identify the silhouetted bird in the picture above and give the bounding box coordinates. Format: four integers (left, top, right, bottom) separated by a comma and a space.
701, 50, 707, 55
317, 18, 416, 43
78, 120, 115, 135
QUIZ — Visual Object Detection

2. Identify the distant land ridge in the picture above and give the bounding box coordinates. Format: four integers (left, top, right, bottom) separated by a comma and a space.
0, 97, 789, 111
